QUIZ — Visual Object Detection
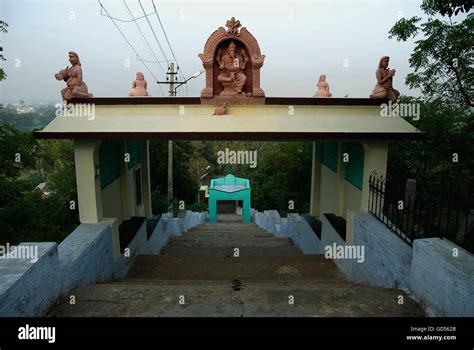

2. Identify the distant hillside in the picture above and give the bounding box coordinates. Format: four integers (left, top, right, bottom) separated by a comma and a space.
0, 104, 56, 131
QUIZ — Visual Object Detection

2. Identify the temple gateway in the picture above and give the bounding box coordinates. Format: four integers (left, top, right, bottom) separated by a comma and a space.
35, 16, 422, 234
9, 17, 466, 319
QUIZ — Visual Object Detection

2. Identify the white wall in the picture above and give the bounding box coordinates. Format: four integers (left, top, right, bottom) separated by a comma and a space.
343, 181, 362, 219
101, 178, 123, 222
319, 164, 338, 216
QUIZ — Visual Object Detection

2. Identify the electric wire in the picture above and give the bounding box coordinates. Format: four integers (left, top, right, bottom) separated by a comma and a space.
98, 0, 164, 95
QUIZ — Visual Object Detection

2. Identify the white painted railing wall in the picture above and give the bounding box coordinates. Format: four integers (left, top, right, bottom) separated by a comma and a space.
0, 210, 207, 317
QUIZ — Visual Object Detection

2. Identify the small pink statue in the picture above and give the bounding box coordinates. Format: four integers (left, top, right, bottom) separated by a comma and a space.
55, 51, 92, 100
314, 74, 332, 97
129, 72, 150, 96
213, 102, 228, 116
370, 56, 400, 103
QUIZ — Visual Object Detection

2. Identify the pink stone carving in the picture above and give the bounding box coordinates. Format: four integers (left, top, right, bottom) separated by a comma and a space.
217, 41, 248, 96
213, 102, 228, 116
129, 72, 150, 96
314, 74, 332, 97
198, 17, 265, 105
370, 56, 400, 103
226, 17, 241, 35
55, 51, 92, 100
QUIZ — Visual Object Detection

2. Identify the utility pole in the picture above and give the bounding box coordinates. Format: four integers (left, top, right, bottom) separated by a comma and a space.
157, 64, 204, 213
168, 62, 176, 96
167, 63, 176, 212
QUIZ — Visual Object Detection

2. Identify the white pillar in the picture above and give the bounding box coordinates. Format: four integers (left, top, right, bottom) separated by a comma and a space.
74, 140, 103, 223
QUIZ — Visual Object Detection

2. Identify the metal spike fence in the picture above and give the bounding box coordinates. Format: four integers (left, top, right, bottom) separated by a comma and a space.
368, 173, 473, 253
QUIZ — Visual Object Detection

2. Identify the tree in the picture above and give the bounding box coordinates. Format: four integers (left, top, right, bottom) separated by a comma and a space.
0, 20, 8, 81
386, 2, 473, 251
387, 96, 473, 189
388, 1, 473, 106
149, 140, 198, 213
0, 126, 79, 246
421, 0, 472, 17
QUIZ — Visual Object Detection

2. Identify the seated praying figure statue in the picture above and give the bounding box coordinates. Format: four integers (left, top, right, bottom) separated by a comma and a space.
54, 51, 92, 100
370, 56, 400, 103
216, 41, 248, 95
314, 74, 332, 97
129, 72, 150, 96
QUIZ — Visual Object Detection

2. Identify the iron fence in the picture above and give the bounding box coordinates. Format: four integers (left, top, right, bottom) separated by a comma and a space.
368, 173, 473, 253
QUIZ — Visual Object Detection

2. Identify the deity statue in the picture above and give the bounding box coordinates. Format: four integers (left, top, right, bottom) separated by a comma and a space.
129, 72, 150, 96
314, 74, 332, 97
54, 51, 92, 100
370, 56, 399, 103
216, 41, 248, 95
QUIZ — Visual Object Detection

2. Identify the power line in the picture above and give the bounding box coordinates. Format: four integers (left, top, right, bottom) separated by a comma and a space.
123, 0, 166, 95
151, 0, 188, 96
138, 0, 170, 65
123, 0, 166, 76
136, 57, 169, 64
98, 0, 164, 95
99, 2, 155, 23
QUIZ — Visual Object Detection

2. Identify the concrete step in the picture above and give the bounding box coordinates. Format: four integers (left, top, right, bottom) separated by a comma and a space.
160, 246, 303, 257
185, 227, 270, 234
126, 255, 339, 281
46, 219, 427, 317
48, 280, 425, 317
111, 278, 350, 286
184, 228, 272, 234
189, 223, 263, 229
181, 233, 273, 239
178, 229, 274, 237
167, 237, 295, 248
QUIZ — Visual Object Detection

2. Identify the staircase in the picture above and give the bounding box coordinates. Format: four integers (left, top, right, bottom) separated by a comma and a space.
49, 215, 425, 317
160, 220, 302, 257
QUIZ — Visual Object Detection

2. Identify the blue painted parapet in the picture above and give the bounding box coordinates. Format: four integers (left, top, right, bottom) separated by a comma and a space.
0, 210, 207, 316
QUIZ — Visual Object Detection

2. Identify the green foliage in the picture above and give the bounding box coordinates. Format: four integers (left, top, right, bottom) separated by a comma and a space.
389, 6, 473, 107
186, 202, 208, 213
0, 125, 37, 180
149, 140, 198, 212
151, 191, 169, 214
0, 191, 76, 244
388, 97, 473, 192
0, 105, 56, 131
421, 0, 472, 17
387, 2, 473, 197
0, 125, 79, 246
248, 142, 312, 214
388, 17, 422, 41
201, 141, 312, 215
149, 140, 312, 216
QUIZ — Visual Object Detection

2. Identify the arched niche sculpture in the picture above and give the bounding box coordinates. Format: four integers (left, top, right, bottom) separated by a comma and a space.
198, 17, 265, 104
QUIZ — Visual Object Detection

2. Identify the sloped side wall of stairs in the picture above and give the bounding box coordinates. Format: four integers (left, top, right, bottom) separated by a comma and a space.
250, 208, 474, 317
0, 211, 207, 317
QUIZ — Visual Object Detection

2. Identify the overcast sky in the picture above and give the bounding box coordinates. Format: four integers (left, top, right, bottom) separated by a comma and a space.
0, 0, 442, 103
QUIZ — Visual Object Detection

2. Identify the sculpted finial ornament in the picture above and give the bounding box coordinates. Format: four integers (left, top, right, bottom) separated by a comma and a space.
225, 17, 241, 35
